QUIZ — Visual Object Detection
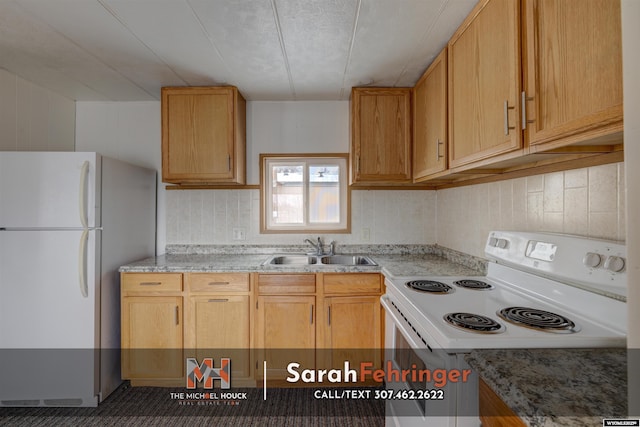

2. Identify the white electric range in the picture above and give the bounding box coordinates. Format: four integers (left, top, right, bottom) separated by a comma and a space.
381, 231, 627, 427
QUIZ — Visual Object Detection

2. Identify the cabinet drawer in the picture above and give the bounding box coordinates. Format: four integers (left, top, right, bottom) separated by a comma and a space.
258, 274, 316, 294
323, 273, 381, 294
187, 273, 250, 293
122, 273, 182, 292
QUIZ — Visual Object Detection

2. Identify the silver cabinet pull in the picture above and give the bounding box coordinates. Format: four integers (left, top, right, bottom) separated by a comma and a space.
521, 91, 535, 130
504, 100, 516, 135
140, 282, 162, 286
208, 281, 230, 286
436, 138, 444, 159
208, 298, 229, 303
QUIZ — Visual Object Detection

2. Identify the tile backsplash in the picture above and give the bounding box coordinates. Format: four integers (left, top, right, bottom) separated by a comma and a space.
436, 162, 626, 257
166, 189, 437, 246
166, 162, 625, 257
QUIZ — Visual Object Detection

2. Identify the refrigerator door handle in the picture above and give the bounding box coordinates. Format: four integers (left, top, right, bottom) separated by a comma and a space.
78, 229, 89, 298
79, 161, 90, 229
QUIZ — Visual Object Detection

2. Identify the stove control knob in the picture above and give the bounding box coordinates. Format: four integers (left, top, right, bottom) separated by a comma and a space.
583, 252, 603, 268
496, 238, 509, 249
489, 237, 498, 247
604, 256, 626, 273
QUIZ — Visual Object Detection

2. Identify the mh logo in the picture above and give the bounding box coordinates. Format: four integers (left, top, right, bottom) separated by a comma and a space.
186, 357, 231, 389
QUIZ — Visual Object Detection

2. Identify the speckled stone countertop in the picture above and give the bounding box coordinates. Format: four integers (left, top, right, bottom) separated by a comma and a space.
118, 244, 487, 276
465, 348, 628, 427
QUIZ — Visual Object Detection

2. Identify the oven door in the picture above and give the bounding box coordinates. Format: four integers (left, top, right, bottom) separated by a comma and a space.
381, 296, 479, 427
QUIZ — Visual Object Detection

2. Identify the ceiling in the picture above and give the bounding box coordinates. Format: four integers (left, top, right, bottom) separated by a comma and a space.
0, 0, 477, 102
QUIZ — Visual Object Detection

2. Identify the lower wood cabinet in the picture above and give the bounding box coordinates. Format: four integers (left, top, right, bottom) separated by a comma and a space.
121, 271, 383, 387
255, 294, 317, 381
321, 295, 382, 373
121, 273, 184, 384
185, 272, 253, 386
479, 378, 526, 427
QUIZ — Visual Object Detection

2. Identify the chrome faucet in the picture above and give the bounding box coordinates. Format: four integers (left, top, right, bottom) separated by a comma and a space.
304, 237, 323, 255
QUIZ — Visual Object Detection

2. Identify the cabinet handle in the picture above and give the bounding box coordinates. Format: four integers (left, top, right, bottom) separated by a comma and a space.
436, 138, 444, 160
503, 100, 516, 135
139, 282, 162, 286
356, 155, 360, 174
310, 305, 314, 325
521, 91, 535, 130
228, 155, 231, 172
328, 306, 331, 326
175, 306, 180, 325
208, 281, 230, 286
208, 298, 229, 303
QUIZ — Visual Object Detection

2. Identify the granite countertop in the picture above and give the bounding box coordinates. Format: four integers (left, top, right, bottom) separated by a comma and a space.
118, 244, 487, 276
466, 348, 628, 427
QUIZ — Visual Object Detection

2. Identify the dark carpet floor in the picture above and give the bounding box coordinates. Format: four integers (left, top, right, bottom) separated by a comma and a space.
0, 384, 385, 426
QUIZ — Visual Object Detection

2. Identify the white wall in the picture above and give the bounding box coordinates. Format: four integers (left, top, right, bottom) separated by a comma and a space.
0, 68, 75, 152
247, 101, 349, 184
75, 101, 166, 254
436, 163, 626, 258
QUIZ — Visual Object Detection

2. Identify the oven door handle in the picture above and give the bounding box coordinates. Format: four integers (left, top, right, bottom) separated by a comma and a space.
381, 295, 433, 352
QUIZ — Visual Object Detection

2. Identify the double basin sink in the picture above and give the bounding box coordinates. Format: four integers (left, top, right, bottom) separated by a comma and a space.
262, 254, 377, 266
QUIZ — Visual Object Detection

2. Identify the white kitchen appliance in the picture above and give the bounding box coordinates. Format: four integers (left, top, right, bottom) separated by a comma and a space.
381, 231, 627, 427
0, 152, 156, 407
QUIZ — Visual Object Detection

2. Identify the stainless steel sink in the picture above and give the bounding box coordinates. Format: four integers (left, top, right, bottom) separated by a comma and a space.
320, 255, 377, 266
261, 254, 377, 266
263, 255, 317, 265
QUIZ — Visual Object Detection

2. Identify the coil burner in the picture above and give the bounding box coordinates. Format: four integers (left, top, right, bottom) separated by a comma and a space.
405, 280, 453, 294
443, 312, 504, 334
453, 279, 494, 290
497, 307, 580, 333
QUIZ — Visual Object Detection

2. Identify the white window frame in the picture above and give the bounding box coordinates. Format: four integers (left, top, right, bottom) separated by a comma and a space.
260, 153, 350, 233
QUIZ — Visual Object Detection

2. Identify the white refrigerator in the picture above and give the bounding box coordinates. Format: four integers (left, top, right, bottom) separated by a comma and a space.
0, 152, 156, 407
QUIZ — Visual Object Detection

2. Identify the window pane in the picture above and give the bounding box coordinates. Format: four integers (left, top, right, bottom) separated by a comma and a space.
309, 165, 340, 223
272, 164, 303, 224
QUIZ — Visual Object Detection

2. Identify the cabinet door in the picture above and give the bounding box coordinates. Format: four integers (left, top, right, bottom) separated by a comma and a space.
162, 86, 246, 184
351, 88, 412, 184
323, 296, 382, 372
255, 296, 316, 381
121, 296, 183, 379
188, 295, 251, 381
523, 0, 622, 149
448, 0, 521, 169
413, 48, 448, 181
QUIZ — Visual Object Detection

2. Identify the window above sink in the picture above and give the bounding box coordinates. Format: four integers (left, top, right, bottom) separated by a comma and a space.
260, 154, 350, 233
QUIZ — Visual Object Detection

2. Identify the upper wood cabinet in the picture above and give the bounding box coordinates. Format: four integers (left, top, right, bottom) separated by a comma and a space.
522, 0, 623, 151
350, 87, 412, 184
448, 0, 522, 170
161, 86, 246, 185
413, 48, 448, 182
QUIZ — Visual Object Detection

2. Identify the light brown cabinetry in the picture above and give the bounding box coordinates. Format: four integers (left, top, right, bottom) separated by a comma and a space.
350, 87, 412, 184
255, 272, 384, 384
320, 273, 383, 374
448, 0, 522, 170
413, 48, 448, 181
161, 86, 246, 185
185, 273, 253, 386
121, 271, 254, 387
479, 378, 527, 427
255, 274, 317, 381
522, 0, 623, 152
121, 273, 183, 384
